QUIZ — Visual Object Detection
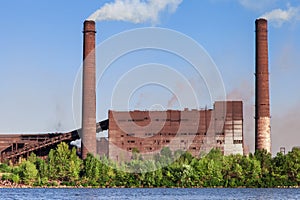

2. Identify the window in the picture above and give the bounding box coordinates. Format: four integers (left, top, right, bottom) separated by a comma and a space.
234, 140, 243, 144
217, 140, 225, 144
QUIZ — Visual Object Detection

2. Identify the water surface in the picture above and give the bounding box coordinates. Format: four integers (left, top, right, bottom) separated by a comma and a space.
0, 188, 299, 200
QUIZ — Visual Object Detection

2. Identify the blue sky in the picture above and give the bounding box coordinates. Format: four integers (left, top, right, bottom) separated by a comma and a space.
0, 0, 299, 154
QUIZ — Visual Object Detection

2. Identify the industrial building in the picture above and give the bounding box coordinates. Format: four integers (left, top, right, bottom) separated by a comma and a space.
108, 101, 244, 161
0, 18, 272, 163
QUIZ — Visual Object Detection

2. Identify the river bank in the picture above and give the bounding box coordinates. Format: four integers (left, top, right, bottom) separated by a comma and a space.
1, 180, 300, 189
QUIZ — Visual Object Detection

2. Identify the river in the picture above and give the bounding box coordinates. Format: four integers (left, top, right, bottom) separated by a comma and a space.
0, 188, 299, 199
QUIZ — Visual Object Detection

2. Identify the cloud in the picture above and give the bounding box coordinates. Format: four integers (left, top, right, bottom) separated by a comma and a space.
260, 5, 300, 27
88, 0, 183, 24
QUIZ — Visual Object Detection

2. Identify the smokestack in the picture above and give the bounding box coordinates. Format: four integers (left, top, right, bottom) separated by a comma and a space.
81, 20, 97, 159
255, 18, 271, 153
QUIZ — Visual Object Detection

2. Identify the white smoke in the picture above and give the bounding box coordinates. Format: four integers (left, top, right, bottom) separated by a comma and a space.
88, 0, 183, 24
260, 6, 300, 27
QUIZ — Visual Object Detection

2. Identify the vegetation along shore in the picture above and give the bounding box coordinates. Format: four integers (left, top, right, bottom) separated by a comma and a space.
1, 142, 300, 188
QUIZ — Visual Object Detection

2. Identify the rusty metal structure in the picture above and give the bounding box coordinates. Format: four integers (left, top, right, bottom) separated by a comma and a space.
0, 120, 108, 163
0, 132, 79, 163
81, 20, 97, 159
108, 101, 244, 161
255, 18, 271, 153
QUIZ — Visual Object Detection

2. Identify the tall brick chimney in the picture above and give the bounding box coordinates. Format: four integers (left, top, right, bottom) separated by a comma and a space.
255, 18, 271, 153
81, 20, 97, 159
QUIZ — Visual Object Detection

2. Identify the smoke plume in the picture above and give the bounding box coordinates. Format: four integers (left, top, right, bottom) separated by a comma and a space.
167, 94, 178, 108
88, 0, 183, 24
260, 5, 300, 27
272, 103, 300, 154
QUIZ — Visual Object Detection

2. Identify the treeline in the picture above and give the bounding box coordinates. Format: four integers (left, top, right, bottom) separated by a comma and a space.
1, 142, 300, 188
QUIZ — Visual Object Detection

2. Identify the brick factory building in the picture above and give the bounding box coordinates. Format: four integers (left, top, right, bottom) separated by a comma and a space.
107, 101, 244, 161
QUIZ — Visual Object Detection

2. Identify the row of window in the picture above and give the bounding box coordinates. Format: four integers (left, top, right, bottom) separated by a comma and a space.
154, 139, 170, 144
123, 139, 240, 145
117, 118, 189, 122
124, 139, 206, 145
121, 132, 207, 137
126, 146, 203, 152
127, 147, 153, 151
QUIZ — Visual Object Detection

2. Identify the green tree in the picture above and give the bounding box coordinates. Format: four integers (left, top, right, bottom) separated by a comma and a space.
159, 147, 173, 166
271, 152, 288, 186
10, 174, 20, 184
141, 160, 157, 187
195, 150, 223, 187
83, 153, 100, 185
47, 149, 57, 180
241, 156, 261, 187
35, 157, 48, 180
27, 152, 37, 163
55, 142, 71, 181
98, 156, 116, 187
254, 149, 273, 187
19, 160, 38, 185
285, 147, 300, 186
0, 163, 11, 173
47, 142, 82, 183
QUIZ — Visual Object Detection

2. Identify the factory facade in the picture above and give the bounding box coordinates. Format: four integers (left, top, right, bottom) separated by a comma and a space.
107, 101, 244, 161
80, 18, 271, 159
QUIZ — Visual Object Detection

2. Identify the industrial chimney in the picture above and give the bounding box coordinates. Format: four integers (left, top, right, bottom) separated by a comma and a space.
255, 18, 271, 153
81, 20, 97, 159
